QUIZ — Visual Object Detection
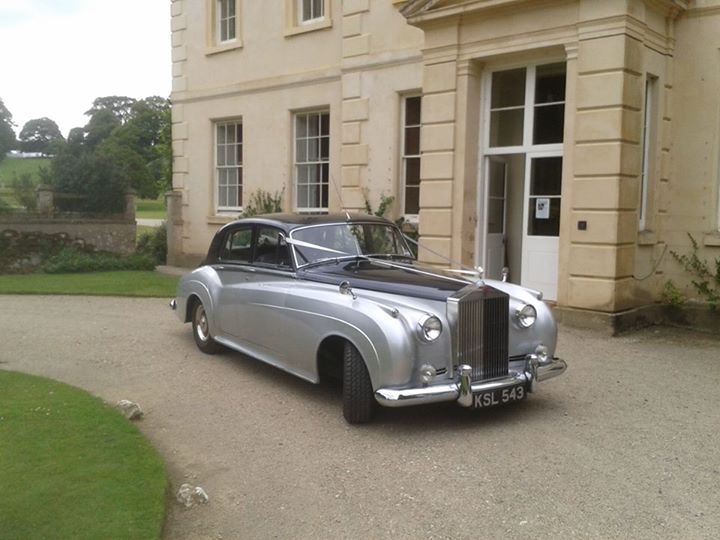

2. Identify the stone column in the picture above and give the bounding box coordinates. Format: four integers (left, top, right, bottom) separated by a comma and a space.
124, 189, 137, 221
166, 190, 184, 266
566, 2, 645, 312
36, 185, 54, 217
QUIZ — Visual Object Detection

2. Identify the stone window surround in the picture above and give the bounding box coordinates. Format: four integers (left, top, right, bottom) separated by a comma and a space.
284, 0, 332, 37
400, 93, 422, 219
215, 119, 244, 213
205, 0, 243, 55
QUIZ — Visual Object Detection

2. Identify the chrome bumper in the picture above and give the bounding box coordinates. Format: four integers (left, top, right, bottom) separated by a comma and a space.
374, 355, 567, 408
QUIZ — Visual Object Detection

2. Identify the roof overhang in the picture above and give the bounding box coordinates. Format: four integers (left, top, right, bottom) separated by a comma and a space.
400, 0, 689, 23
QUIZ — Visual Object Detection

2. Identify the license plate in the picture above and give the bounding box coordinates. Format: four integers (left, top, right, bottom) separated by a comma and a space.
473, 384, 526, 408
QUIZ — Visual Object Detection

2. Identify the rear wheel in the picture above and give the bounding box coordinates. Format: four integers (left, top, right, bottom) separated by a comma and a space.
342, 342, 375, 424
192, 301, 222, 354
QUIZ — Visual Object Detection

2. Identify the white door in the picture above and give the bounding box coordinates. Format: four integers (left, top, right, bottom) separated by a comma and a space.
484, 158, 507, 280
521, 154, 562, 300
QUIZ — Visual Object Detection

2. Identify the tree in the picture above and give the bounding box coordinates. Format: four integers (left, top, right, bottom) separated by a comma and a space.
18, 117, 65, 155
0, 98, 16, 163
84, 109, 120, 149
85, 96, 137, 124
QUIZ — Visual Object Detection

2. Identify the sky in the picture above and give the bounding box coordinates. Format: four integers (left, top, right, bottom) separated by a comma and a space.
0, 0, 171, 137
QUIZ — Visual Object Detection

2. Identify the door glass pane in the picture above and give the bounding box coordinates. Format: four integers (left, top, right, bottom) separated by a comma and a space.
491, 68, 526, 108
490, 109, 524, 147
530, 157, 562, 195
488, 161, 505, 197
533, 104, 565, 144
527, 198, 561, 237
535, 63, 566, 104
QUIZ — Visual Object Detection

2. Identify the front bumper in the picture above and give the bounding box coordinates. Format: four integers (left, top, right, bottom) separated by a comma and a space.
374, 355, 567, 408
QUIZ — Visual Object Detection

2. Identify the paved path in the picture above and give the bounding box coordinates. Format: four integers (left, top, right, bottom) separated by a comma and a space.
1, 295, 718, 539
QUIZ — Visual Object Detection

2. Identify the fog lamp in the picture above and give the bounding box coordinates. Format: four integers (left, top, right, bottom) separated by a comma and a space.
535, 344, 549, 362
420, 364, 437, 384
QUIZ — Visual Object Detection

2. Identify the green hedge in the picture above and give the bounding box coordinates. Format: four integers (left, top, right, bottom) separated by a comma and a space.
42, 248, 155, 274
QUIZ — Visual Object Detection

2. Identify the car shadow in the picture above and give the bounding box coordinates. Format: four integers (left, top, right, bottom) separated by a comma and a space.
194, 338, 556, 432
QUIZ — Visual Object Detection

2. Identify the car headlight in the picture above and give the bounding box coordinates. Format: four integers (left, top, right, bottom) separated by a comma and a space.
418, 314, 442, 342
516, 304, 537, 328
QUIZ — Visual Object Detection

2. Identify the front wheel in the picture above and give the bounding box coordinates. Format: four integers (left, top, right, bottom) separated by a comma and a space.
192, 301, 222, 354
342, 342, 375, 424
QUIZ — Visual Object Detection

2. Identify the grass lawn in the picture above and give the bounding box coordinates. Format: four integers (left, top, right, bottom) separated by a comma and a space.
0, 271, 179, 297
0, 157, 51, 185
136, 198, 166, 220
0, 370, 166, 540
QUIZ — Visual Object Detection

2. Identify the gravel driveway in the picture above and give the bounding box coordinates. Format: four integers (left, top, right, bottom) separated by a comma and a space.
1, 295, 718, 539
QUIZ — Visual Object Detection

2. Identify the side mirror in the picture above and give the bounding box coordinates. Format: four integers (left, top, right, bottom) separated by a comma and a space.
339, 281, 357, 300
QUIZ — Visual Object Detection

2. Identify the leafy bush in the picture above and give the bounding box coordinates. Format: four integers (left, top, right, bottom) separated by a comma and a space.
136, 226, 167, 265
243, 188, 284, 217
670, 234, 720, 310
42, 248, 155, 274
11, 172, 37, 211
662, 279, 686, 309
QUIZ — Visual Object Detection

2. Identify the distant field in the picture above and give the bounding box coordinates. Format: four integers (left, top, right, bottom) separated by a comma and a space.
0, 157, 51, 186
136, 198, 166, 220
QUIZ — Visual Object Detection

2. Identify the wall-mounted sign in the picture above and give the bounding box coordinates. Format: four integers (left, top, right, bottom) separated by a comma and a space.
536, 198, 550, 219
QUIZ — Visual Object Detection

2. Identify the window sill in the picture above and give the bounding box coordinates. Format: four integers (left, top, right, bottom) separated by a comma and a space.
637, 230, 657, 246
205, 40, 244, 56
284, 17, 332, 37
207, 214, 239, 225
703, 232, 720, 247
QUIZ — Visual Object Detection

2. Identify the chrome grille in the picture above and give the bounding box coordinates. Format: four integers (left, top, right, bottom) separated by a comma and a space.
454, 286, 509, 381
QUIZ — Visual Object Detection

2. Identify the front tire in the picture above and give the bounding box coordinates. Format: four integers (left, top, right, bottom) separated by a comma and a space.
192, 301, 222, 354
342, 342, 375, 424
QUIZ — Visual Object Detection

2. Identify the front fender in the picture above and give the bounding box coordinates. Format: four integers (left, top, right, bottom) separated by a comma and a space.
284, 283, 415, 390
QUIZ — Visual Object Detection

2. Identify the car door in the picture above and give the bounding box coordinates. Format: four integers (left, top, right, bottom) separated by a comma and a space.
240, 226, 298, 364
213, 224, 256, 340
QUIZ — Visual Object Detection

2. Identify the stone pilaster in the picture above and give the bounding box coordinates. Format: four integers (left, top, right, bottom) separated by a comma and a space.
339, 0, 371, 211
416, 23, 459, 266
567, 4, 645, 311
170, 0, 189, 263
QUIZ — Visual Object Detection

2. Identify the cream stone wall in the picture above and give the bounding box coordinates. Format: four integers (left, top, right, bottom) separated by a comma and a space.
172, 0, 719, 314
170, 0, 422, 264
663, 3, 720, 298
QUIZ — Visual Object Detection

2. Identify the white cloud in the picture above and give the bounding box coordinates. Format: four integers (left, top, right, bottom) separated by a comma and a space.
1, 0, 171, 137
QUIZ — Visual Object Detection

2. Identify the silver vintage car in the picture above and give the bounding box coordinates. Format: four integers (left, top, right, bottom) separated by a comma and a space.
171, 213, 566, 423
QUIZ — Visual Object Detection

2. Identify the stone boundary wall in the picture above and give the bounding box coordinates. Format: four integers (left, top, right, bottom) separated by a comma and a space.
0, 217, 137, 255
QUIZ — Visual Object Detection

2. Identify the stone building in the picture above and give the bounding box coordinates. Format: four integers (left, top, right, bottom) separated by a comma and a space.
169, 0, 720, 324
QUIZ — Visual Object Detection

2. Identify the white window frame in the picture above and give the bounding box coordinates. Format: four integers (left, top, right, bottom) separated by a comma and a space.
297, 0, 324, 24
217, 0, 237, 44
294, 110, 330, 213
639, 75, 658, 231
215, 121, 243, 213
400, 94, 422, 219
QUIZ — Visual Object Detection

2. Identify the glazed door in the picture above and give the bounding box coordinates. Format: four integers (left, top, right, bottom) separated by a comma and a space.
484, 157, 508, 280
521, 154, 562, 300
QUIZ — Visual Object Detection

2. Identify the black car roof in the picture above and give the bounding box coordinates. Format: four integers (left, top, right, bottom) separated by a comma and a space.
216, 212, 394, 234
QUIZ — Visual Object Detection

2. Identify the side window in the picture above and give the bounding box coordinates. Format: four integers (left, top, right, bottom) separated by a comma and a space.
220, 226, 253, 263
254, 227, 291, 268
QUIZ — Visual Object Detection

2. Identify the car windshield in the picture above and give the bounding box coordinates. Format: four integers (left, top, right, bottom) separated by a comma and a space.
291, 223, 414, 267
